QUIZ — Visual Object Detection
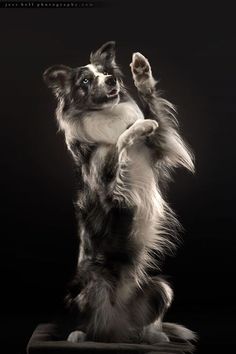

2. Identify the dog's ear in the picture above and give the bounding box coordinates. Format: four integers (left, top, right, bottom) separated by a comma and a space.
90, 41, 116, 65
43, 65, 72, 96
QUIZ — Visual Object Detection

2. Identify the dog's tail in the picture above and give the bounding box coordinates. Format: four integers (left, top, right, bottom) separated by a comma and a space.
163, 322, 197, 342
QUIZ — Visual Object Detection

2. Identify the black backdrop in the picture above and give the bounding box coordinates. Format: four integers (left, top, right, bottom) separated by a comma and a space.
0, 1, 235, 353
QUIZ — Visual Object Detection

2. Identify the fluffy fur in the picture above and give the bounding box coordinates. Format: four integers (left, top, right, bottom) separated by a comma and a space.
44, 41, 196, 345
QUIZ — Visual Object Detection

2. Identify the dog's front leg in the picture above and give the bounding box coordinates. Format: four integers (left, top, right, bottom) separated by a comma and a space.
130, 52, 194, 172
110, 119, 158, 204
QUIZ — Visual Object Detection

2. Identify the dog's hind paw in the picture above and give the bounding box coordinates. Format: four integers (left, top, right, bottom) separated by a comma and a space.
143, 329, 170, 344
130, 52, 156, 94
67, 330, 86, 343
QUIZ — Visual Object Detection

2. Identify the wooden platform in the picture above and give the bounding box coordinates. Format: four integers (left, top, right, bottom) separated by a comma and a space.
27, 323, 195, 354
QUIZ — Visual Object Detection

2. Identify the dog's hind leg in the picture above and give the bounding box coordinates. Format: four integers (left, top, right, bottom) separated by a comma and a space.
130, 52, 194, 172
127, 276, 173, 344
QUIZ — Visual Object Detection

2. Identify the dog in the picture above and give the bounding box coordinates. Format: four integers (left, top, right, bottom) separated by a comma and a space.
43, 41, 196, 345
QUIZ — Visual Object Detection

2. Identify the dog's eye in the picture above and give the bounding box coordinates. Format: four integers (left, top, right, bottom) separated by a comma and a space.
83, 78, 89, 84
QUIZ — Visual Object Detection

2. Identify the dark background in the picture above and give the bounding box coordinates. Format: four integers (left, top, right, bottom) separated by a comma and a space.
0, 1, 235, 353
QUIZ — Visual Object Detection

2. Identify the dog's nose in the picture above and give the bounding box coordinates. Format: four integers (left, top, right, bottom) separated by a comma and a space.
105, 76, 116, 87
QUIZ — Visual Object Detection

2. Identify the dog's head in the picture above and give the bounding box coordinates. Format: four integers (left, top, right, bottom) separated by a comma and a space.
43, 41, 123, 111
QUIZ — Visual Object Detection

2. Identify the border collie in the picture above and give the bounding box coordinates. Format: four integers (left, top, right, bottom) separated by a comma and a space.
43, 41, 196, 345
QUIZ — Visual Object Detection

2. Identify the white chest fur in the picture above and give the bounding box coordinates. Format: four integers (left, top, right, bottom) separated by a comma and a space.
81, 100, 144, 144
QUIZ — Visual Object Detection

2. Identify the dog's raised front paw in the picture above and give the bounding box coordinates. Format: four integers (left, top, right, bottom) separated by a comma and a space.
130, 52, 151, 81
130, 52, 156, 94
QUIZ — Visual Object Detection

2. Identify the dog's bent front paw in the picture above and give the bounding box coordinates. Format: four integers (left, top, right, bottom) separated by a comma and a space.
117, 119, 158, 152
67, 330, 86, 343
133, 119, 159, 137
130, 52, 156, 94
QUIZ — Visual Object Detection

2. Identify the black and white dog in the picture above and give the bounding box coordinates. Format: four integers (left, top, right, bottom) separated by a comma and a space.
44, 41, 196, 344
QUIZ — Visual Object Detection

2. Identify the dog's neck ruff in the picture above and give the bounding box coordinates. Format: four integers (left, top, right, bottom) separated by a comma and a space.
59, 99, 145, 146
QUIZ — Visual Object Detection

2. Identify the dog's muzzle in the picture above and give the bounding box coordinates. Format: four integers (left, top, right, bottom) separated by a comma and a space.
105, 76, 119, 98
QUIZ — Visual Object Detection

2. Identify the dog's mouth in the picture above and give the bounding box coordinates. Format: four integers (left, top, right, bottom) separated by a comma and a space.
106, 88, 119, 99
